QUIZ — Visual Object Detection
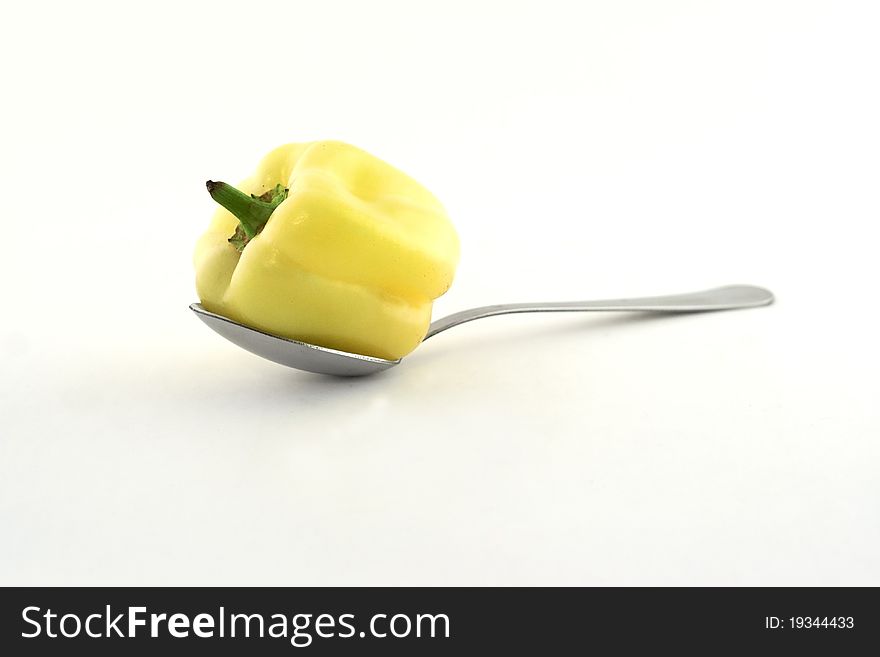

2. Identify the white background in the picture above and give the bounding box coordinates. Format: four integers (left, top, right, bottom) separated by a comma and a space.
1, 0, 878, 585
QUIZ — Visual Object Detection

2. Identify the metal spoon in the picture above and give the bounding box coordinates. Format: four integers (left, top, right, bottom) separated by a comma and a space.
190, 284, 773, 376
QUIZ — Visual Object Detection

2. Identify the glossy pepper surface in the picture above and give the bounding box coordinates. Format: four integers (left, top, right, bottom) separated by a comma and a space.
194, 141, 460, 360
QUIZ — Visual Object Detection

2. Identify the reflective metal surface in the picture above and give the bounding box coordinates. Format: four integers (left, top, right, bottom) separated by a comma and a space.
191, 285, 774, 376
424, 285, 774, 339
190, 304, 400, 376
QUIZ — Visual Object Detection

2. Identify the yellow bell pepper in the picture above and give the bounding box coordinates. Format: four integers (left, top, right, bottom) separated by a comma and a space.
194, 141, 460, 360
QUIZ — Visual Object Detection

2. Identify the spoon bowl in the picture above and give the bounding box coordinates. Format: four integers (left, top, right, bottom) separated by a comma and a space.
191, 284, 774, 376
190, 304, 400, 376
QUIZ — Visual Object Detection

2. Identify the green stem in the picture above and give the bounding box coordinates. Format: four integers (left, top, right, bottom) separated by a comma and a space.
206, 180, 289, 245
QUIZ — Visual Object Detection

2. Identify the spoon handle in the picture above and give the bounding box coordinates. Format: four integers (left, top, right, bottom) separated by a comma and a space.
424, 285, 774, 340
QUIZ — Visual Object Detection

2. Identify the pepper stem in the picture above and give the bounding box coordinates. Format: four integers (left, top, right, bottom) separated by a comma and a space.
206, 180, 289, 250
